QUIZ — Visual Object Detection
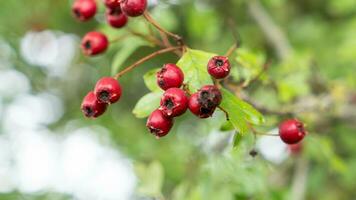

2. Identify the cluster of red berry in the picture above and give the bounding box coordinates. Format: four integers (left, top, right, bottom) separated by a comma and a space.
73, 0, 307, 146
147, 57, 230, 138
72, 0, 147, 56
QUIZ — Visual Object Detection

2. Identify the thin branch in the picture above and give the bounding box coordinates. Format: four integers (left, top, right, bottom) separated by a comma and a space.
225, 43, 238, 57
113, 46, 181, 79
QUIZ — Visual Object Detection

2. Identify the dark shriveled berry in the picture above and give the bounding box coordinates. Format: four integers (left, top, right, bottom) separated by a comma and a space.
121, 0, 147, 17
159, 88, 188, 117
207, 56, 231, 79
81, 32, 109, 56
188, 85, 222, 118
94, 77, 122, 104
81, 91, 108, 118
279, 119, 306, 144
156, 64, 184, 91
146, 109, 173, 138
106, 7, 128, 28
72, 0, 97, 21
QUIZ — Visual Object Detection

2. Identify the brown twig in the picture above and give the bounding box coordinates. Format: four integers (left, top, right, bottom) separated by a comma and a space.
113, 46, 181, 79
239, 60, 271, 88
225, 43, 238, 57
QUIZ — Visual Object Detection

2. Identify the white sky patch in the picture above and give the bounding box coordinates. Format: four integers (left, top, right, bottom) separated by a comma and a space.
0, 69, 31, 98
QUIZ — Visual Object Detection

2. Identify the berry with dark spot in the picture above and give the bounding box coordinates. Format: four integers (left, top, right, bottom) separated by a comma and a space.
188, 85, 222, 118
207, 56, 231, 79
156, 64, 184, 91
106, 7, 128, 28
279, 119, 306, 144
81, 91, 108, 118
121, 0, 147, 17
94, 77, 122, 104
72, 0, 97, 22
146, 109, 173, 138
81, 31, 109, 56
159, 88, 188, 117
104, 0, 121, 9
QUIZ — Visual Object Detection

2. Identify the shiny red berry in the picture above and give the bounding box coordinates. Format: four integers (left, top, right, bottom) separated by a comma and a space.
81, 32, 109, 56
146, 109, 173, 138
207, 56, 231, 79
279, 119, 306, 144
121, 0, 147, 17
106, 7, 128, 28
156, 64, 184, 91
81, 91, 108, 118
72, 0, 97, 21
104, 0, 121, 9
159, 88, 188, 117
94, 77, 122, 104
188, 85, 222, 118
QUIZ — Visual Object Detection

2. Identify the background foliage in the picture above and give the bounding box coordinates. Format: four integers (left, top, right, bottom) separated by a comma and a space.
0, 0, 356, 199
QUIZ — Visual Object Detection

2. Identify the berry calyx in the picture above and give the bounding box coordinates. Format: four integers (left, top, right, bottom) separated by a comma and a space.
188, 85, 222, 118
146, 109, 173, 138
94, 77, 122, 104
81, 31, 109, 56
72, 0, 97, 22
81, 91, 108, 118
207, 56, 231, 79
106, 7, 128, 28
279, 119, 306, 144
156, 63, 184, 91
104, 0, 122, 9
159, 88, 188, 117
120, 0, 147, 17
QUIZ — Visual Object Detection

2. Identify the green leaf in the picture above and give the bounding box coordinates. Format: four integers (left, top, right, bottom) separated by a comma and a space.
133, 92, 162, 118
111, 37, 149, 75
220, 88, 265, 134
176, 49, 216, 91
232, 132, 242, 148
143, 68, 161, 92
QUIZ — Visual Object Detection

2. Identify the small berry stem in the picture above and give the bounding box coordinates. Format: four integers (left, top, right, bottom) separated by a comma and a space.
248, 123, 279, 137
217, 106, 230, 121
239, 60, 271, 88
127, 27, 163, 47
225, 43, 238, 57
113, 46, 182, 79
143, 11, 184, 45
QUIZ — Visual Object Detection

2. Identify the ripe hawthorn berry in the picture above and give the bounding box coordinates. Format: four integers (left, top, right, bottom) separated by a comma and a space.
94, 77, 122, 104
81, 31, 109, 56
207, 56, 231, 79
121, 0, 147, 17
106, 7, 128, 28
188, 85, 222, 118
156, 64, 184, 91
159, 88, 188, 117
146, 109, 173, 138
279, 119, 306, 144
81, 91, 108, 118
72, 0, 97, 21
104, 0, 121, 9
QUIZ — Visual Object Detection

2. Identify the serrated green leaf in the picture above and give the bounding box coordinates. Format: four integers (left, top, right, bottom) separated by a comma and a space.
220, 88, 265, 134
220, 121, 234, 132
233, 132, 242, 148
111, 37, 149, 75
133, 92, 162, 118
176, 49, 215, 91
144, 68, 161, 92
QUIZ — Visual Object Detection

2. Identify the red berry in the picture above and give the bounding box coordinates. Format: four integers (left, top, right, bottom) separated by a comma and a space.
121, 0, 147, 17
106, 7, 128, 28
207, 56, 231, 79
81, 91, 108, 118
104, 0, 121, 9
94, 77, 122, 104
156, 64, 184, 91
81, 32, 109, 56
159, 88, 188, 117
146, 109, 173, 138
279, 119, 306, 144
72, 0, 97, 21
188, 85, 222, 118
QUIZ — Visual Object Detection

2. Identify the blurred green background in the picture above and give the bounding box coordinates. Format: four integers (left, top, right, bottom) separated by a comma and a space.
0, 0, 355, 199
